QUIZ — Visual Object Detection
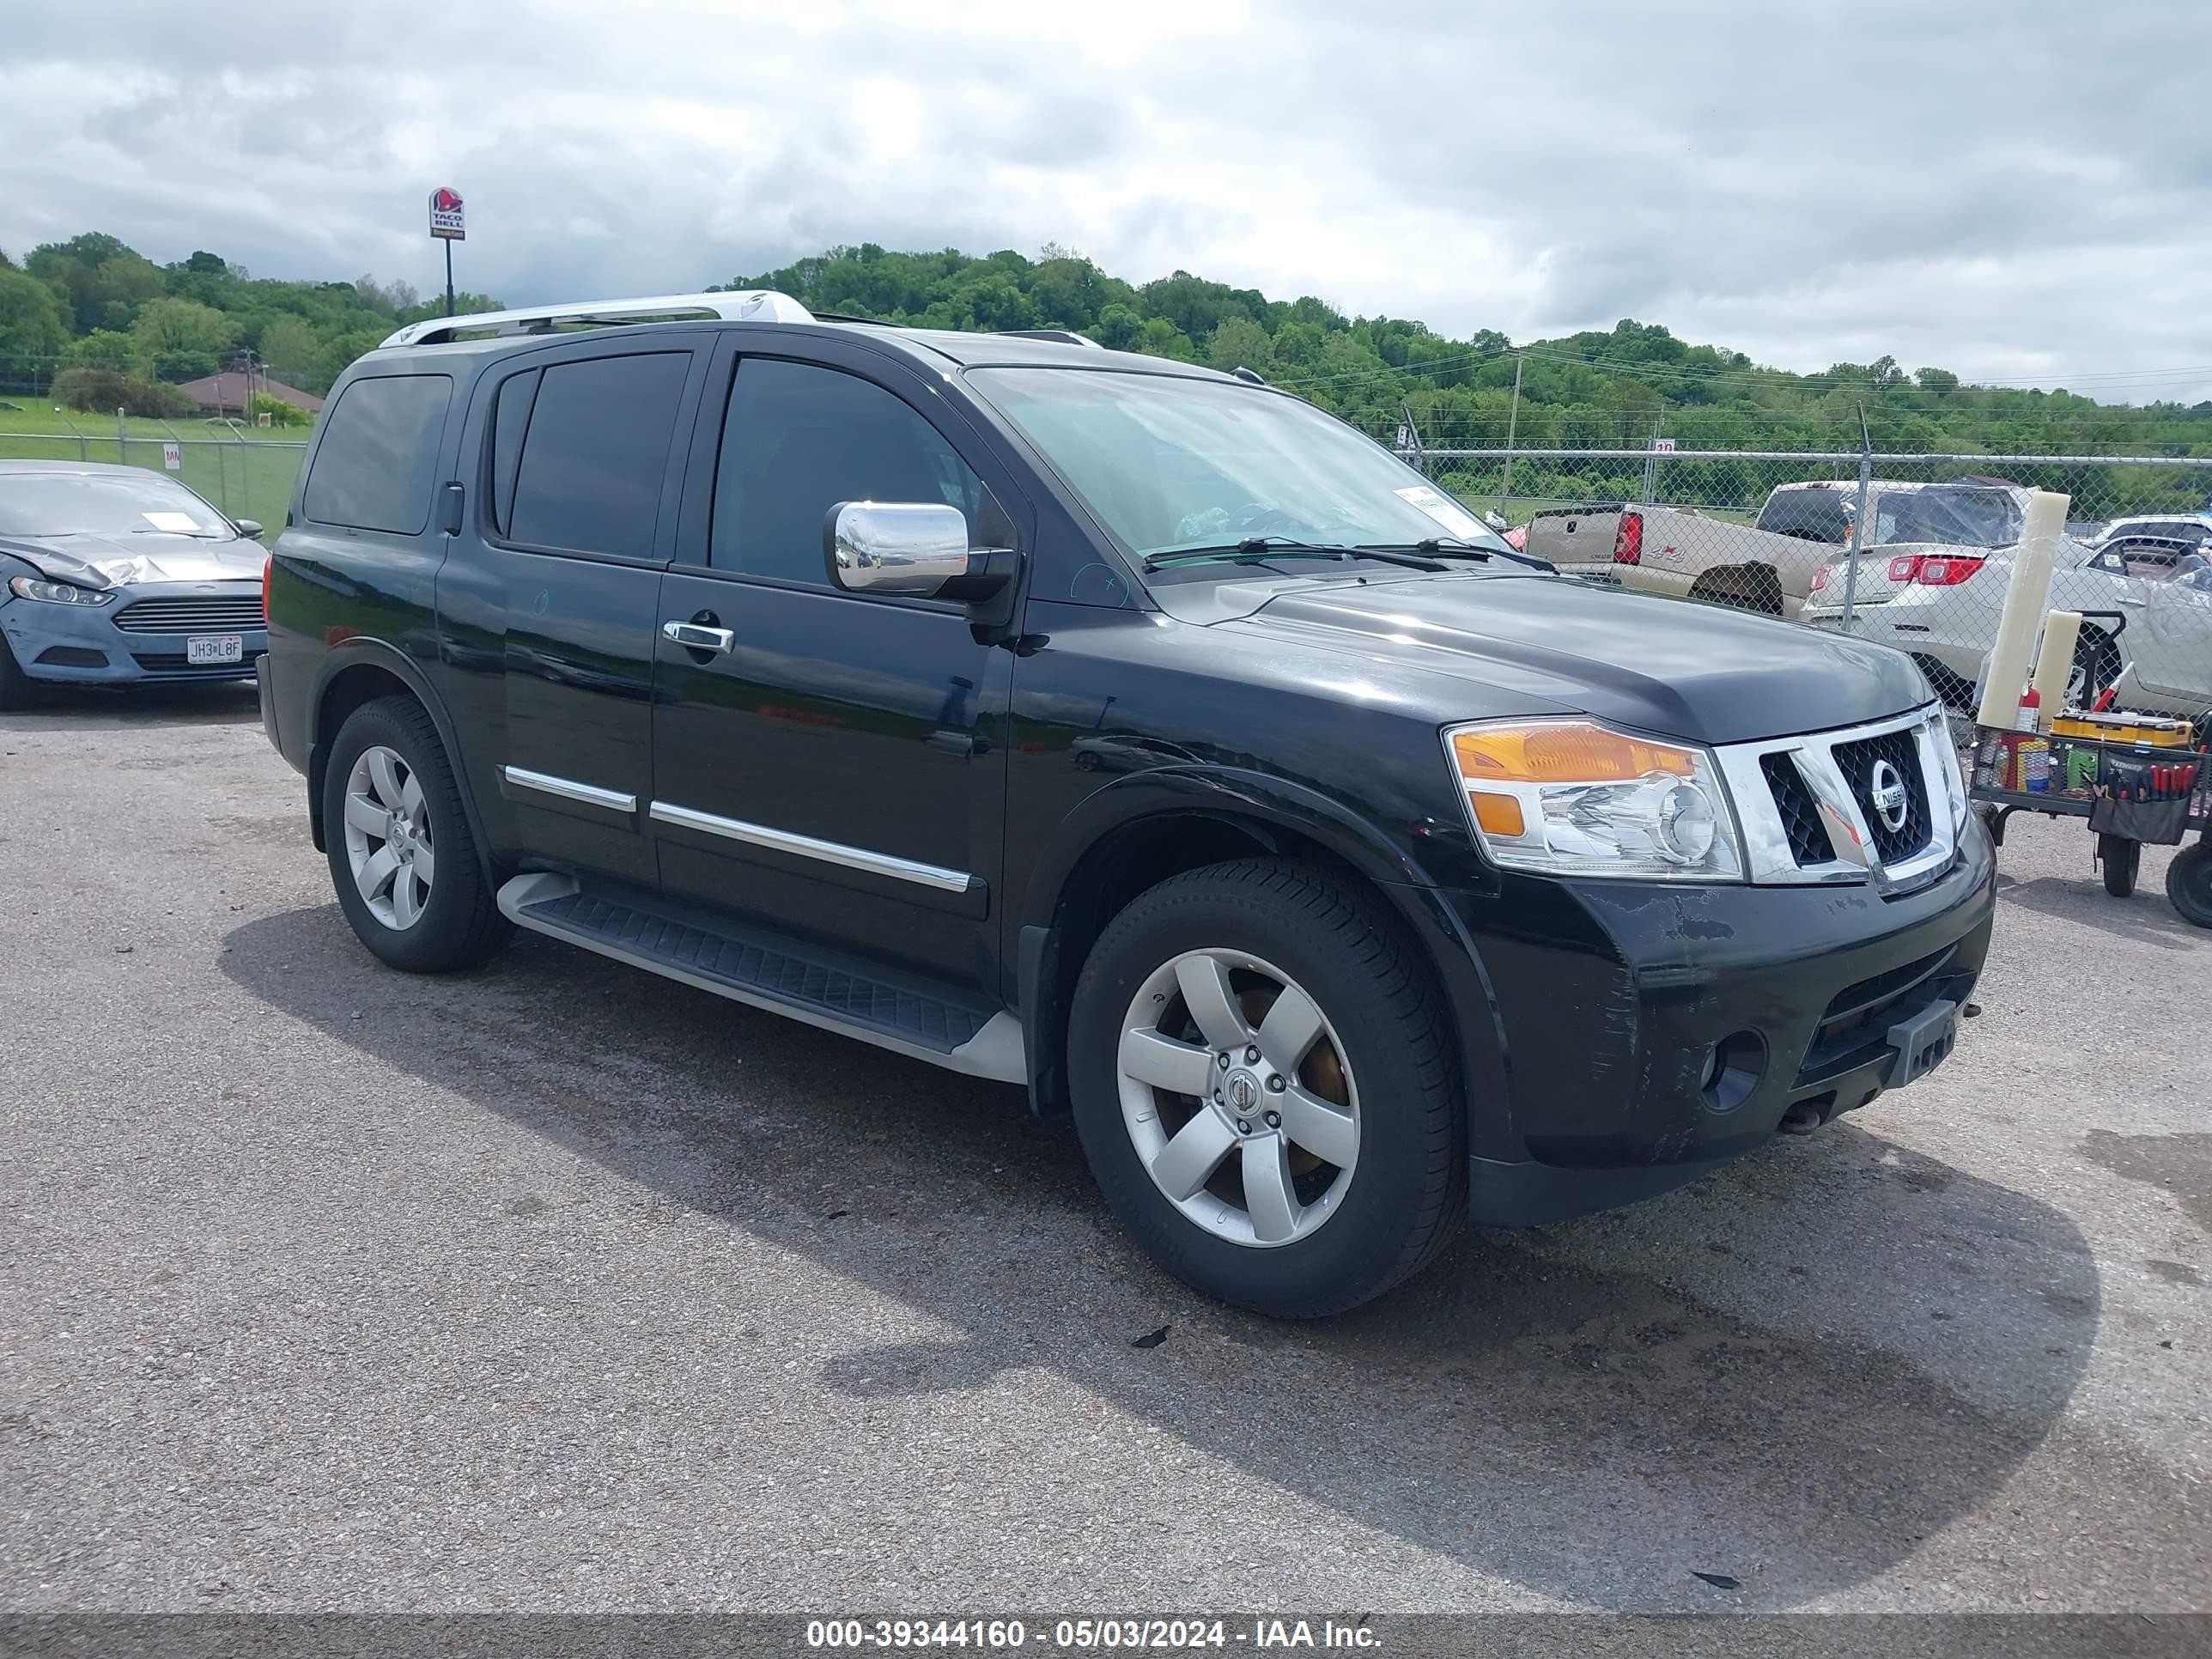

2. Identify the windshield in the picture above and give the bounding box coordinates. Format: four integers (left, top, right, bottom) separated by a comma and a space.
0, 471, 234, 538
966, 368, 1515, 562
1870, 487, 2021, 550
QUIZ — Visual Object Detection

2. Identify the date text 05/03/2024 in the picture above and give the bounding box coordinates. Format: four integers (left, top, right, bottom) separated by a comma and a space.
804, 1618, 1381, 1649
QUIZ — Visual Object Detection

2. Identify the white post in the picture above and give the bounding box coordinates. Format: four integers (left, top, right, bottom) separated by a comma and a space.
1973, 489, 2069, 729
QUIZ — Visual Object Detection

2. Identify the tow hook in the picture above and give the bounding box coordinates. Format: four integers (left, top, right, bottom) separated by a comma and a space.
1777, 1100, 1826, 1136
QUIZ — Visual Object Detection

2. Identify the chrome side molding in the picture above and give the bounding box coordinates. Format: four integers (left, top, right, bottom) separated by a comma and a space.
647, 800, 974, 894
501, 766, 637, 813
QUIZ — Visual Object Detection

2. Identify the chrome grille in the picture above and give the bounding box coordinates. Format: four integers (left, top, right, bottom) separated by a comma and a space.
1832, 727, 1933, 862
1716, 705, 1961, 893
111, 595, 264, 635
1759, 753, 1830, 866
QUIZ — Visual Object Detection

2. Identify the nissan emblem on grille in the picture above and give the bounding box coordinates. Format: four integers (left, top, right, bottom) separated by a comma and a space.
1869, 758, 1910, 833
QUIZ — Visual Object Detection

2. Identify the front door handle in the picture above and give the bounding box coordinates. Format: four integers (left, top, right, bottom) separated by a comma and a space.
662, 620, 736, 653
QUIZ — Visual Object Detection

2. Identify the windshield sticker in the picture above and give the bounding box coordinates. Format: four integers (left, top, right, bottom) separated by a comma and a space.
142, 511, 202, 533
1394, 486, 1485, 539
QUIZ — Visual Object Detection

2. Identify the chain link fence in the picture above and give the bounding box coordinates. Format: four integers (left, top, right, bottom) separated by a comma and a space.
0, 426, 307, 541
1396, 444, 2212, 729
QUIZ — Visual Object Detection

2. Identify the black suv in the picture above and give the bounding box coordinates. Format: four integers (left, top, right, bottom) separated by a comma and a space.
260, 291, 1995, 1316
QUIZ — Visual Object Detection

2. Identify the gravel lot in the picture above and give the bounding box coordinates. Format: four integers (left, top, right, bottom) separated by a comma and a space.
3, 684, 2207, 1614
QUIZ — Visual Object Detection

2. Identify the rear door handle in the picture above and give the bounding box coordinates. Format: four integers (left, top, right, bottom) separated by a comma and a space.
662, 620, 735, 653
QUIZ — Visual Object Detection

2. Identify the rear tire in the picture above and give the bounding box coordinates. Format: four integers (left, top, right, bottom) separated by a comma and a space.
2166, 842, 2212, 928
2099, 833, 2140, 898
323, 696, 512, 972
1066, 859, 1466, 1318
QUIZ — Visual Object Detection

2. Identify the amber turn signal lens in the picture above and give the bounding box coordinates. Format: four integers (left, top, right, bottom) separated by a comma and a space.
1450, 721, 1698, 784
1469, 793, 1526, 837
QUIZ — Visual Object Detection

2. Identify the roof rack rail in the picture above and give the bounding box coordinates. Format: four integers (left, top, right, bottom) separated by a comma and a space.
380, 289, 814, 349
992, 329, 1104, 349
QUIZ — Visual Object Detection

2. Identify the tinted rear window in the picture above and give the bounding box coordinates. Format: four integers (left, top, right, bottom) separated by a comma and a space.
1756, 489, 1850, 544
303, 374, 453, 534
506, 353, 690, 559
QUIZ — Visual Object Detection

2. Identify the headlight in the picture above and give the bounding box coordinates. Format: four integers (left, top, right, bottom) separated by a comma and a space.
1445, 719, 1746, 881
8, 575, 113, 605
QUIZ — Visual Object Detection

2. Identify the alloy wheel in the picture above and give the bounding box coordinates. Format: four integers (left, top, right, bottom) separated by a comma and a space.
342, 744, 435, 930
1116, 948, 1360, 1248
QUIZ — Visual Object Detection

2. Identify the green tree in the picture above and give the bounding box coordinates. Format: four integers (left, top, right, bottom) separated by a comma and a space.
0, 268, 70, 380
1206, 315, 1274, 375
255, 315, 319, 385
130, 296, 237, 380
67, 328, 137, 371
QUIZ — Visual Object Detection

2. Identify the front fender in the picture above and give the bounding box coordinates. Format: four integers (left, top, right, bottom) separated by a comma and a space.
1020, 766, 1517, 1160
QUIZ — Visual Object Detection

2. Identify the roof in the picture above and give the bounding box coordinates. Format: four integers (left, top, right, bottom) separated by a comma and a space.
368, 288, 1227, 380
173, 371, 325, 411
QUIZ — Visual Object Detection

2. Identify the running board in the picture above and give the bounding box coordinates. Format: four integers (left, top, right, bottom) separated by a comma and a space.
495, 872, 1024, 1084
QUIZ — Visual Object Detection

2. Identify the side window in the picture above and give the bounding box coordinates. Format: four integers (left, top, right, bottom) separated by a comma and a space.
303, 374, 453, 534
487, 368, 541, 538
505, 353, 690, 559
711, 358, 988, 585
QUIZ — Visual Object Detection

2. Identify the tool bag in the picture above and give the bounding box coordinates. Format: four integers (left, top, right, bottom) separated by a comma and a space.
2088, 752, 2196, 845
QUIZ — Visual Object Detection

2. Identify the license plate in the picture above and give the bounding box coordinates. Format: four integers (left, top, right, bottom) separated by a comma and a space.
1885, 999, 1959, 1089
186, 634, 244, 665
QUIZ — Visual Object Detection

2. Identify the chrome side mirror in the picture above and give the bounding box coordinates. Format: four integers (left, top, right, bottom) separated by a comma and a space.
234, 519, 263, 539
827, 501, 972, 596
824, 501, 1017, 603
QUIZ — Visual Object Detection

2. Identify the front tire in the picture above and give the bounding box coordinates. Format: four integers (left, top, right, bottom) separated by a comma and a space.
1066, 860, 1465, 1318
323, 696, 512, 972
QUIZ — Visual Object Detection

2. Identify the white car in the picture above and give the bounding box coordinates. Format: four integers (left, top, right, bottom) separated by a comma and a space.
1802, 486, 2212, 720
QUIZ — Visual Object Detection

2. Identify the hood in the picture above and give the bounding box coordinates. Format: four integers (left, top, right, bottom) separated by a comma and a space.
1229, 573, 1929, 744
0, 530, 264, 591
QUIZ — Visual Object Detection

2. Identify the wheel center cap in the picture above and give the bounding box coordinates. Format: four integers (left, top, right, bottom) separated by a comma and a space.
1224, 1070, 1261, 1114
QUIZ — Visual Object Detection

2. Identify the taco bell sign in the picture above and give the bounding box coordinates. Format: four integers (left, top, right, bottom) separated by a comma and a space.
428, 186, 465, 241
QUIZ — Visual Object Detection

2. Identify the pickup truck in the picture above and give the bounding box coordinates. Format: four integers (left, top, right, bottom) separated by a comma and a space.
1528, 480, 1875, 617
258, 292, 1996, 1317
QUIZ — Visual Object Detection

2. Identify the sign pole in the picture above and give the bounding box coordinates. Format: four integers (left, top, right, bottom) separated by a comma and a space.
428, 185, 466, 318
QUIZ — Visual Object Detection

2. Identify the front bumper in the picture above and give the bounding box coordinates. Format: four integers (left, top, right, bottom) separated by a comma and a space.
0, 581, 266, 685
1440, 816, 1996, 1224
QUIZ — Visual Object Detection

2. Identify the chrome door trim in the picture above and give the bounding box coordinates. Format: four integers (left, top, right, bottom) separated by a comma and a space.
647, 799, 975, 893
501, 765, 638, 813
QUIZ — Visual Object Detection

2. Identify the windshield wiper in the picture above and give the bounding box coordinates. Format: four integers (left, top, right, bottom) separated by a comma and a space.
1141, 537, 1444, 573
1364, 537, 1559, 574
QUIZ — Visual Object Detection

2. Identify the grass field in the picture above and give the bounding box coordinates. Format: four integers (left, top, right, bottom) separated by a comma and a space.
0, 409, 307, 540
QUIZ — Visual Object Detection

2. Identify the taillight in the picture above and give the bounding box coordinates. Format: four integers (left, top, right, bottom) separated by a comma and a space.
1810, 563, 1831, 593
1888, 555, 1923, 582
1917, 556, 1984, 586
1613, 510, 1643, 565
262, 554, 272, 626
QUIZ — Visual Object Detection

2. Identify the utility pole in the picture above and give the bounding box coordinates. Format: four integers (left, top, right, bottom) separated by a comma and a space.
1498, 350, 1524, 518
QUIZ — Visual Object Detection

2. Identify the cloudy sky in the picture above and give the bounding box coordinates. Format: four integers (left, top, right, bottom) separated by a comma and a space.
5, 0, 2209, 399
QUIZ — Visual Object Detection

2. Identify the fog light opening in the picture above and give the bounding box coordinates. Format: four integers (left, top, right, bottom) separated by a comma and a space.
1702, 1030, 1766, 1114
